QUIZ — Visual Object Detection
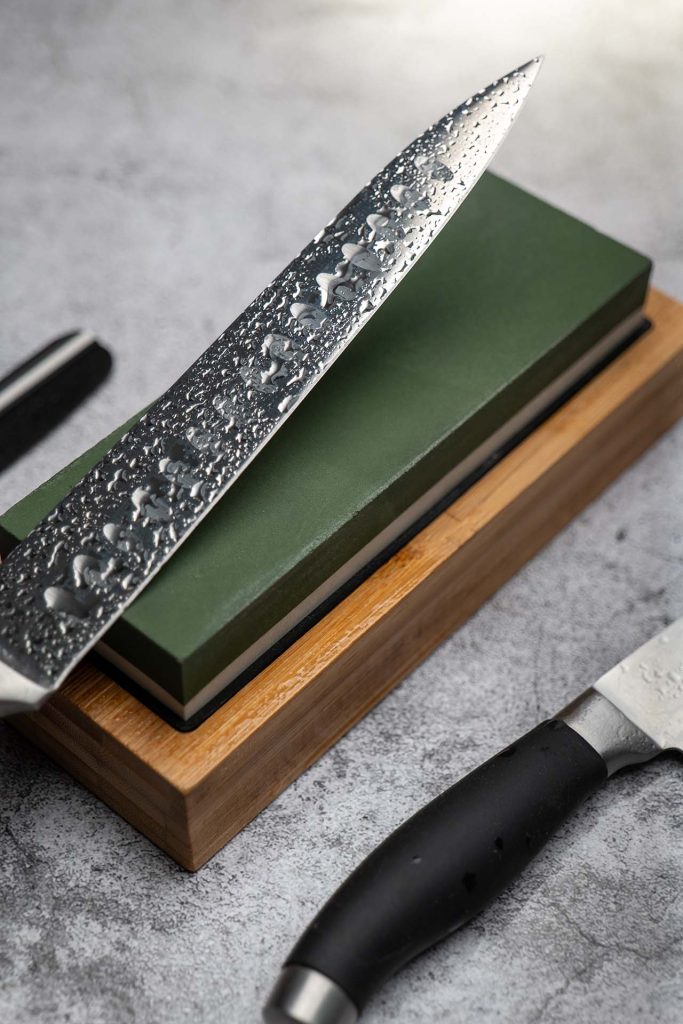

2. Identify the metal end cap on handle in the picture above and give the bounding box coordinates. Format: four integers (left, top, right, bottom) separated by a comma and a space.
263, 966, 358, 1024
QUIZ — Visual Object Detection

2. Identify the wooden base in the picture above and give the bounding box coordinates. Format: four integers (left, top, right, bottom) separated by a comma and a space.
10, 289, 683, 870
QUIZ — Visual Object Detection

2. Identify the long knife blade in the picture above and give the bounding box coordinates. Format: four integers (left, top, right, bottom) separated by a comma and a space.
0, 57, 542, 715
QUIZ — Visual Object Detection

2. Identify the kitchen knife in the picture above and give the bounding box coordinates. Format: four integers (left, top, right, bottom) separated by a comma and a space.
263, 616, 681, 1024
0, 57, 541, 717
0, 329, 112, 474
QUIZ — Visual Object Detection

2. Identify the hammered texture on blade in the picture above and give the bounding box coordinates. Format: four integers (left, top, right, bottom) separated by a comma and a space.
0, 59, 541, 700
595, 617, 683, 751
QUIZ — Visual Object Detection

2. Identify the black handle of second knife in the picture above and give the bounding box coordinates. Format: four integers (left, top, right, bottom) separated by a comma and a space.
287, 720, 607, 1012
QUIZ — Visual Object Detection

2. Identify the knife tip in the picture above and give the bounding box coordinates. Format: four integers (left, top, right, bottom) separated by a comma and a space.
497, 54, 543, 100
517, 54, 545, 80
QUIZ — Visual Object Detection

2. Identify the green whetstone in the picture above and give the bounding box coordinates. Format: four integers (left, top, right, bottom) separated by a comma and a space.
0, 174, 651, 725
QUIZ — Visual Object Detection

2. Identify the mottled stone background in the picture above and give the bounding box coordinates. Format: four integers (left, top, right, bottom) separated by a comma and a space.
0, 2, 682, 1022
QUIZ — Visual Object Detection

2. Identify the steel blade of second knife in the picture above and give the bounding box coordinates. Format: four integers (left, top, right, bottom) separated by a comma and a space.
595, 615, 683, 752
0, 58, 541, 705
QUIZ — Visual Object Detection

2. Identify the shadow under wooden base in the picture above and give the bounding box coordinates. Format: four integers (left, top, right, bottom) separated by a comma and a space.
10, 289, 683, 870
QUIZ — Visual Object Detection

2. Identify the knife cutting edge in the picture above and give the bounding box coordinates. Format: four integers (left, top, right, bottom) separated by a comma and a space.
263, 617, 681, 1024
0, 57, 541, 716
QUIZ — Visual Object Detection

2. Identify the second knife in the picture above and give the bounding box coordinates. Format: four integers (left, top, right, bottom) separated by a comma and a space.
264, 616, 680, 1023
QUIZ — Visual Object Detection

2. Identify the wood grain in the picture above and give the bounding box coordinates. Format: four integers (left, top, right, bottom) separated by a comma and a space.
10, 289, 683, 870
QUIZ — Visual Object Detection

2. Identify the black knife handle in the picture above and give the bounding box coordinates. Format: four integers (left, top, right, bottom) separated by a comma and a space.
280, 720, 607, 1018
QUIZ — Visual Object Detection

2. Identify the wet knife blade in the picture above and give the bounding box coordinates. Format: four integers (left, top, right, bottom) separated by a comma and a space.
0, 57, 542, 716
264, 617, 681, 1024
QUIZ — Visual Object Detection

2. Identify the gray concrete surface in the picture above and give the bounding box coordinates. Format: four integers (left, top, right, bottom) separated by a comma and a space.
1, 2, 682, 1021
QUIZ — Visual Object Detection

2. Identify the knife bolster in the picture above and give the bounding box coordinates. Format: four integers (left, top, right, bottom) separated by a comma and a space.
559, 689, 659, 775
